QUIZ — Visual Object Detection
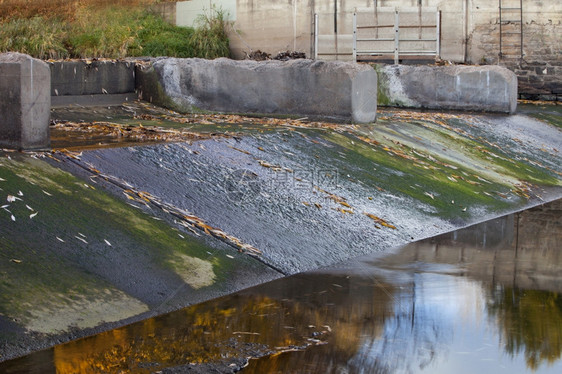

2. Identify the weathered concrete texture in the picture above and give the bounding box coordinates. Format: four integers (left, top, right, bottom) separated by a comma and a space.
377, 64, 518, 113
51, 93, 138, 108
0, 53, 50, 150
50, 60, 135, 96
136, 58, 378, 123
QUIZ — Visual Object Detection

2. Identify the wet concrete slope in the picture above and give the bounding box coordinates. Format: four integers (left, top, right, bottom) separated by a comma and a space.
70, 108, 562, 275
0, 153, 281, 361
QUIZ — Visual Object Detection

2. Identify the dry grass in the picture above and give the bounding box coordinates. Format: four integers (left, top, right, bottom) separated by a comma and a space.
0, 0, 229, 59
0, 0, 170, 20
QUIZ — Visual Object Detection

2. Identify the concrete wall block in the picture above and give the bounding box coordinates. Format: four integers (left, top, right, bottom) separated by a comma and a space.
379, 64, 517, 113
50, 60, 135, 96
0, 53, 50, 150
138, 58, 377, 123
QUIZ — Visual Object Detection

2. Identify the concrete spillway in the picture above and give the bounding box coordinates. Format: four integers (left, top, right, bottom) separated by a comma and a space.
0, 102, 561, 363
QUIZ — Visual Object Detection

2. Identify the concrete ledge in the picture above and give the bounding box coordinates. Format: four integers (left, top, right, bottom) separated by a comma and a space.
136, 58, 378, 123
50, 60, 135, 96
376, 65, 518, 113
0, 53, 50, 150
51, 93, 138, 108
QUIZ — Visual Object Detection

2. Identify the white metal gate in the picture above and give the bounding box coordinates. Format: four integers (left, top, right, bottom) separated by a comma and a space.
314, 9, 441, 64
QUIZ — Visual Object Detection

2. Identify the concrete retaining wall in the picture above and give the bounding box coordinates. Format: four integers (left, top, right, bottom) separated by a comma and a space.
376, 64, 518, 113
0, 53, 50, 150
49, 60, 136, 107
136, 58, 378, 123
50, 60, 135, 96
170, 0, 560, 100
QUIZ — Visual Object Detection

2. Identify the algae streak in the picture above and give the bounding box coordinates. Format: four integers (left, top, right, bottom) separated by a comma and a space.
0, 153, 249, 335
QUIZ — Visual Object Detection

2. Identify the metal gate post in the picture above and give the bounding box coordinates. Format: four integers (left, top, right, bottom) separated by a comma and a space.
314, 13, 319, 60
499, 0, 502, 58
436, 10, 441, 59
352, 13, 357, 61
394, 10, 400, 64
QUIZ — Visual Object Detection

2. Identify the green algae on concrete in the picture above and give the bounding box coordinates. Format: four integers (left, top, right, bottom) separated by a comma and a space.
315, 111, 561, 220
518, 103, 562, 129
0, 152, 279, 341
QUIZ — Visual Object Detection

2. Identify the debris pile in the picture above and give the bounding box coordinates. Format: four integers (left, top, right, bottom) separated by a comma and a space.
245, 50, 307, 61
273, 51, 306, 61
245, 50, 271, 61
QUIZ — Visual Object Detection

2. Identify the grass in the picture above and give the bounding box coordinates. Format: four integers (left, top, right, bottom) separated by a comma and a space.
0, 0, 159, 21
0, 0, 230, 59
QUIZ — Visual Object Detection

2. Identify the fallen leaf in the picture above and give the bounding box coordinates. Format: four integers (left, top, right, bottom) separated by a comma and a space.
75, 236, 88, 244
10, 259, 22, 264
364, 212, 396, 229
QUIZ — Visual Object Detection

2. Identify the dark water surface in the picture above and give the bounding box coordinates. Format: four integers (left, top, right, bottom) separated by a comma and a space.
2, 199, 560, 373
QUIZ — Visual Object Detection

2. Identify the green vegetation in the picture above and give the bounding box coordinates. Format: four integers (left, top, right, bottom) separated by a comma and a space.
0, 1, 230, 59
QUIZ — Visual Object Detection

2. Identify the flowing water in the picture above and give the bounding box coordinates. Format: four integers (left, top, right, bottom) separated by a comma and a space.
1, 199, 560, 373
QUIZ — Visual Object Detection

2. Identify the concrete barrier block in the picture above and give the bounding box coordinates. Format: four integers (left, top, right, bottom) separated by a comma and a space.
136, 58, 377, 123
0, 53, 50, 150
377, 65, 518, 113
50, 60, 135, 96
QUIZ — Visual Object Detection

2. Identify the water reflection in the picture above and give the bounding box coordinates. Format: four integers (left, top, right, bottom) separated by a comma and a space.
1, 200, 561, 373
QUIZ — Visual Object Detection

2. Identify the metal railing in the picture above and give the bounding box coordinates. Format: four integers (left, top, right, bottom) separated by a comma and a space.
352, 10, 441, 64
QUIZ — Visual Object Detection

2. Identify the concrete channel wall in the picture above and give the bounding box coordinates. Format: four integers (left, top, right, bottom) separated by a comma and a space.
136, 58, 378, 123
0, 53, 50, 150
376, 64, 518, 113
1, 55, 520, 152
49, 60, 137, 107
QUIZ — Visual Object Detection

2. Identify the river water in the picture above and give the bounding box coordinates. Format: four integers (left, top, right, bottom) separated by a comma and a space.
2, 199, 560, 373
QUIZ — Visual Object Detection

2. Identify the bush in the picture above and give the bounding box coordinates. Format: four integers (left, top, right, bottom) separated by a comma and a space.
191, 7, 230, 59
131, 12, 195, 58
